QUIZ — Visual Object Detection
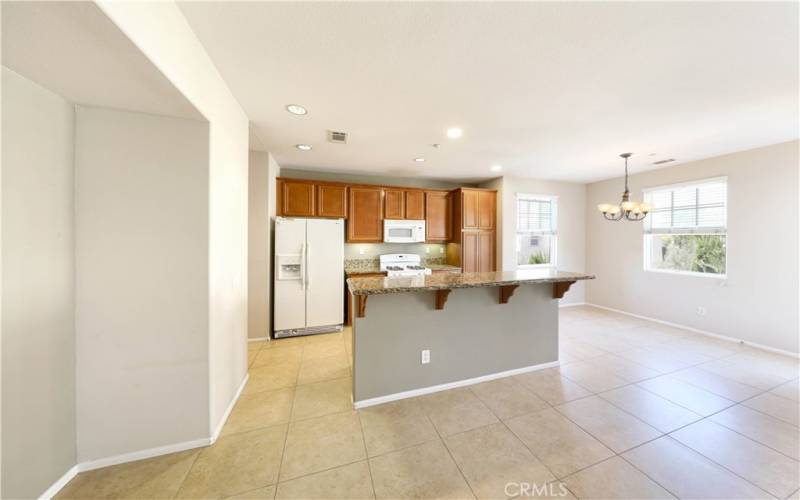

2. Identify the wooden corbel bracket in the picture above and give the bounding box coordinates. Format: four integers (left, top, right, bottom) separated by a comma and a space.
553, 280, 577, 299
498, 285, 519, 304
435, 289, 452, 310
356, 295, 368, 318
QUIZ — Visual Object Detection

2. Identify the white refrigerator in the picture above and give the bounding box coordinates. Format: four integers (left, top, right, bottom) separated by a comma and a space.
274, 217, 344, 338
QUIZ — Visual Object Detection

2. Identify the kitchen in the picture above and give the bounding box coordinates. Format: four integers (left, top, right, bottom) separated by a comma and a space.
272, 175, 592, 406
6, 2, 797, 498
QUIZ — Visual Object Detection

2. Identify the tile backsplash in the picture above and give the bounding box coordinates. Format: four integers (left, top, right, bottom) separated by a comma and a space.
344, 242, 446, 259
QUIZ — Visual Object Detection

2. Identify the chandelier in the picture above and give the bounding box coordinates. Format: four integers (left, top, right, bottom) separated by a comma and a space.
597, 153, 650, 221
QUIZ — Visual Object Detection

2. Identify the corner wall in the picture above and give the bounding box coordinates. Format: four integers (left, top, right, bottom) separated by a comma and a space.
586, 141, 799, 353
1, 67, 76, 499
96, 0, 251, 435
75, 106, 210, 461
494, 177, 587, 304
248, 151, 280, 339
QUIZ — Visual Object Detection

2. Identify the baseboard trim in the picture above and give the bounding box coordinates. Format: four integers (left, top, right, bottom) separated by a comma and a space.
38, 464, 79, 500
248, 336, 270, 342
42, 374, 251, 497
78, 437, 211, 473
585, 303, 799, 359
210, 373, 249, 444
559, 302, 586, 308
353, 360, 560, 409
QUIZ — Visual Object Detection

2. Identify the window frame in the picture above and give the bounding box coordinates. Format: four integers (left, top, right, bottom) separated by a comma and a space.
641, 177, 728, 279
516, 193, 558, 269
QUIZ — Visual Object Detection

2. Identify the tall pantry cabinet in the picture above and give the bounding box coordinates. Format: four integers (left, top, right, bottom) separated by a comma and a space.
447, 188, 497, 272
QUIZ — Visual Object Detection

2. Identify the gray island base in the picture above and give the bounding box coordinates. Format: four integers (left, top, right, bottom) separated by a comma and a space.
347, 269, 595, 408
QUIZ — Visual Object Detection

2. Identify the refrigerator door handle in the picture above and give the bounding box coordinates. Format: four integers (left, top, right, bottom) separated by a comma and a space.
300, 242, 306, 290
306, 243, 311, 289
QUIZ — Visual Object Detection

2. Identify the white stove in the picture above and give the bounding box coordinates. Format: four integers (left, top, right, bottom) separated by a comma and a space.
379, 254, 432, 277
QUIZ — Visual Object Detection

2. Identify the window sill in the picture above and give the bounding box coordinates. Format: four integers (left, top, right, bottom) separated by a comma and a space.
517, 264, 555, 270
644, 268, 727, 279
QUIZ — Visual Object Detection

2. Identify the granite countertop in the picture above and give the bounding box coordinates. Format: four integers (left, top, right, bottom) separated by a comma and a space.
347, 269, 595, 296
344, 263, 462, 276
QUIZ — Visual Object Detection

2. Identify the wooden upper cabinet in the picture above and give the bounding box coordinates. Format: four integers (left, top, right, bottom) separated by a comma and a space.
405, 191, 425, 220
425, 191, 451, 242
348, 187, 383, 242
316, 183, 347, 218
281, 180, 315, 216
478, 191, 495, 229
384, 189, 405, 219
462, 190, 479, 229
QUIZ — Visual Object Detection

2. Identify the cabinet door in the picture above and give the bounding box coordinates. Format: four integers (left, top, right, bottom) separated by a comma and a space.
461, 231, 479, 273
425, 191, 451, 241
462, 190, 479, 229
478, 191, 495, 229
478, 231, 495, 272
384, 189, 405, 219
316, 184, 347, 218
348, 187, 383, 242
405, 191, 425, 220
281, 180, 315, 216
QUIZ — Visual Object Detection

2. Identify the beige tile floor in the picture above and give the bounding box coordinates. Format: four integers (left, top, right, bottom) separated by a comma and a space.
57, 306, 800, 499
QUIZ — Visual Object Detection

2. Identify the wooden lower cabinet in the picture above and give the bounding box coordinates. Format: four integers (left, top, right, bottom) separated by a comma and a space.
478, 231, 495, 272
451, 230, 495, 273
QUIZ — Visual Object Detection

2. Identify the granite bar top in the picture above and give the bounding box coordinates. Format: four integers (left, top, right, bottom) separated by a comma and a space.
344, 263, 462, 276
347, 269, 595, 296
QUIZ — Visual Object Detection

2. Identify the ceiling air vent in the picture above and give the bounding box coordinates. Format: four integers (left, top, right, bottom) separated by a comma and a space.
327, 130, 348, 144
652, 158, 676, 165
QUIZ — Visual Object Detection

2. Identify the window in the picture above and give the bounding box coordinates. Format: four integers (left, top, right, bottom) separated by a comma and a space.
643, 178, 727, 276
517, 194, 557, 267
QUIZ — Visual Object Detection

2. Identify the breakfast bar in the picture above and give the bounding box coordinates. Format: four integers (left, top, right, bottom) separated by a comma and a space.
347, 269, 595, 407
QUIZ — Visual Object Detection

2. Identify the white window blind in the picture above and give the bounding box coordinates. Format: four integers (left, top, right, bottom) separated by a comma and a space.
644, 178, 727, 234
517, 195, 556, 234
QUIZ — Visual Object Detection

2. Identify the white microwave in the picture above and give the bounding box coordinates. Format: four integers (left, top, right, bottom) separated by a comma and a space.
384, 220, 426, 243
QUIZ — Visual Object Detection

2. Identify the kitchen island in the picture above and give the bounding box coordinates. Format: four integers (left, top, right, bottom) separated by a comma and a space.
346, 269, 594, 407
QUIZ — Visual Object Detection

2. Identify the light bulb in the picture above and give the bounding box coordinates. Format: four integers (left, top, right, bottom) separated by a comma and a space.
607, 205, 621, 214
621, 201, 636, 212
597, 204, 612, 213
640, 203, 652, 213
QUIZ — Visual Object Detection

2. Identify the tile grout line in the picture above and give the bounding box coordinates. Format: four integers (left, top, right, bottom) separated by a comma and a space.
425, 413, 478, 500
354, 411, 378, 500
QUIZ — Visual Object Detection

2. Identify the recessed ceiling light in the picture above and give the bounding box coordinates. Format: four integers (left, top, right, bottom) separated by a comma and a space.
296, 144, 312, 151
446, 127, 463, 139
286, 104, 307, 115
414, 157, 426, 162
490, 164, 502, 172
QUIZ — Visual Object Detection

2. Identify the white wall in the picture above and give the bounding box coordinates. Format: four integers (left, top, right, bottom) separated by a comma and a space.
1, 68, 76, 499
97, 0, 251, 434
248, 151, 281, 340
494, 177, 587, 304
74, 106, 210, 461
586, 141, 799, 353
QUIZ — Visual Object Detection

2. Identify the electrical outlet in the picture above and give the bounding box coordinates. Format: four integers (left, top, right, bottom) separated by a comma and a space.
359, 247, 366, 255
425, 246, 430, 254
421, 349, 431, 364
697, 306, 707, 316
439, 247, 445, 254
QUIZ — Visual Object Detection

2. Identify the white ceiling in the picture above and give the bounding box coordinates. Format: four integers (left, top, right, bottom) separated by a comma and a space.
179, 2, 798, 183
2, 1, 203, 121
